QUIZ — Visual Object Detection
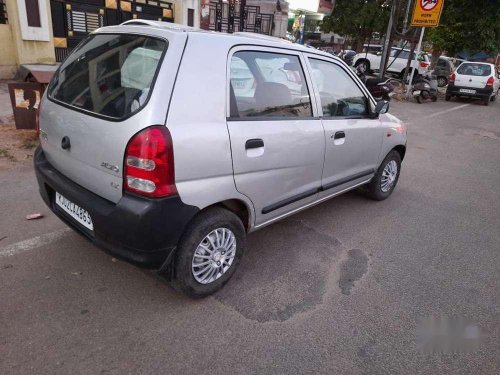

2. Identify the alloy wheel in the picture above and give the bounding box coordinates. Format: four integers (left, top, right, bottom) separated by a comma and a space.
381, 160, 398, 193
192, 228, 236, 284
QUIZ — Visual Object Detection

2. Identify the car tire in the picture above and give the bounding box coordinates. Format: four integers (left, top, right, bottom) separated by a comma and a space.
483, 97, 490, 106
366, 150, 401, 201
355, 60, 370, 74
437, 76, 448, 87
171, 207, 246, 298
491, 91, 497, 102
431, 96, 438, 102
445, 95, 451, 101
416, 95, 422, 104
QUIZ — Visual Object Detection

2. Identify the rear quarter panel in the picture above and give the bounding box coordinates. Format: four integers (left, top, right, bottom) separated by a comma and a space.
166, 33, 255, 226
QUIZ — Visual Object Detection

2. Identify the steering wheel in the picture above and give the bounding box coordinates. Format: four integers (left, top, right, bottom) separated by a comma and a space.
336, 99, 350, 116
319, 92, 337, 116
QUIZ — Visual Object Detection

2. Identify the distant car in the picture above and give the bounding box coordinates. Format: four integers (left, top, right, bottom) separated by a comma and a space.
353, 47, 430, 77
451, 58, 467, 67
362, 44, 383, 54
434, 57, 455, 87
340, 49, 356, 66
446, 62, 500, 105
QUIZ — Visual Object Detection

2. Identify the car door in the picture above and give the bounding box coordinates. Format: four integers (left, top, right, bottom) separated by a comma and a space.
305, 55, 384, 198
226, 47, 325, 227
387, 48, 406, 74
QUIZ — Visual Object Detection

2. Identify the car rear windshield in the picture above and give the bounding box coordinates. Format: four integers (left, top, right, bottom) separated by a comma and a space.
457, 63, 491, 77
48, 34, 166, 120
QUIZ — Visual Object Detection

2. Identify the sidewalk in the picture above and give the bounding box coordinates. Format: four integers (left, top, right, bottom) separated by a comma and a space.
0, 80, 14, 124
0, 81, 38, 171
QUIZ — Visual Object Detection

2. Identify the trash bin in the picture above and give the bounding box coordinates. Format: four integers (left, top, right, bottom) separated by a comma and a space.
8, 64, 58, 130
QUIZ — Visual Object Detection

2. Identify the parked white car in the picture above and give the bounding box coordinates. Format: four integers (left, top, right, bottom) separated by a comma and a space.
446, 62, 500, 105
353, 47, 430, 77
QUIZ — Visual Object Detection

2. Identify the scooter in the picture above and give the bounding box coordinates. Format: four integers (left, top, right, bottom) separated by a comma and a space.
355, 66, 395, 101
412, 70, 438, 103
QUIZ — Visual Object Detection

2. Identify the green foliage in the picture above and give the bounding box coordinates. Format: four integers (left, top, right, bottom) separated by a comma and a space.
321, 0, 392, 39
426, 0, 500, 55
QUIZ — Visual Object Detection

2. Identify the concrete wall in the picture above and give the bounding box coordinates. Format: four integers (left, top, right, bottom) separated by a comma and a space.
0, 0, 55, 79
0, 24, 18, 78
174, 0, 200, 28
247, 0, 289, 38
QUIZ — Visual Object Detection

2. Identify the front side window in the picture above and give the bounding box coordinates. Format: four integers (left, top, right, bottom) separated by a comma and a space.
399, 50, 410, 59
229, 51, 312, 118
309, 58, 369, 118
48, 34, 166, 120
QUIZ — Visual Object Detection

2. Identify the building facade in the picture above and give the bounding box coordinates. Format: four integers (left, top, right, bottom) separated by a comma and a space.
200, 0, 289, 38
0, 0, 199, 79
288, 0, 334, 45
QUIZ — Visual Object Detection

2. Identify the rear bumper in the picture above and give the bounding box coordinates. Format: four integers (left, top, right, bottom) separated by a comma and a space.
446, 84, 493, 99
34, 146, 199, 269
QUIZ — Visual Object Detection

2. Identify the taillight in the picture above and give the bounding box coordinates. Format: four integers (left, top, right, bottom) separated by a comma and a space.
420, 61, 430, 68
124, 126, 176, 198
486, 76, 494, 86
449, 73, 456, 84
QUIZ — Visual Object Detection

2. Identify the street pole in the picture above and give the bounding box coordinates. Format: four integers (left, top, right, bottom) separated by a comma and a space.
403, 0, 412, 32
379, 0, 396, 78
407, 26, 425, 98
240, 0, 246, 31
399, 0, 413, 47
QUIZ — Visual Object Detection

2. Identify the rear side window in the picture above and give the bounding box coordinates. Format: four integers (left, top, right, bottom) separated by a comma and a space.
457, 63, 491, 77
48, 34, 166, 120
229, 51, 312, 119
436, 59, 447, 67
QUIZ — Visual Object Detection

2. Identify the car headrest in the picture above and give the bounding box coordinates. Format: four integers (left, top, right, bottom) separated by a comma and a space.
121, 47, 162, 90
255, 82, 292, 109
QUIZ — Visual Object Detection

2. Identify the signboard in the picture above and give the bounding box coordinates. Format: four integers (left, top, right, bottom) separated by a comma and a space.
411, 0, 444, 27
318, 0, 334, 16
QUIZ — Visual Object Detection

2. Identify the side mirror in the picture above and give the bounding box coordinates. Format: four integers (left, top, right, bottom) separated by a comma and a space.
370, 100, 389, 118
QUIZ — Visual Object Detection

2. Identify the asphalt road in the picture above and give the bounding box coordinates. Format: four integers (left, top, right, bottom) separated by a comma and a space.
1, 97, 499, 374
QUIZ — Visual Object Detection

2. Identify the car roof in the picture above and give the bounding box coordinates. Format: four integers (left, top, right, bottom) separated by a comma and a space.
458, 61, 494, 67
97, 20, 338, 61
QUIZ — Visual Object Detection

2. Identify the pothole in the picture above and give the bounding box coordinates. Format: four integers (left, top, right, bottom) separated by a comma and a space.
214, 220, 343, 322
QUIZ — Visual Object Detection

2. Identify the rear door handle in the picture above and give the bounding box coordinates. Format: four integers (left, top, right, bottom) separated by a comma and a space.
333, 131, 345, 140
245, 139, 264, 149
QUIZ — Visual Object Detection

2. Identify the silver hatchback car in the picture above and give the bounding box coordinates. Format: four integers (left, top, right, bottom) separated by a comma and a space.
35, 21, 407, 297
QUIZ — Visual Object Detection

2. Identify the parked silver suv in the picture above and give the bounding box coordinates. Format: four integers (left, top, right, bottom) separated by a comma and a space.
35, 21, 407, 297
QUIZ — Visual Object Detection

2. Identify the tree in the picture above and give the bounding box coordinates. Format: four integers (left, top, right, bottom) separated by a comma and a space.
321, 0, 392, 51
426, 0, 500, 57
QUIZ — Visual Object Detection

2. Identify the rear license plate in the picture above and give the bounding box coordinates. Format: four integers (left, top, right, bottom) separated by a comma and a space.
55, 192, 94, 231
459, 89, 476, 94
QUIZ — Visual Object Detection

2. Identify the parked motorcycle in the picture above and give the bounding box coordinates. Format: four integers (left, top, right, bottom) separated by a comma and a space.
412, 70, 438, 103
355, 66, 395, 101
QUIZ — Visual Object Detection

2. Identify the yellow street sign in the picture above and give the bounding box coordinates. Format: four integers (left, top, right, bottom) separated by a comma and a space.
411, 0, 445, 27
